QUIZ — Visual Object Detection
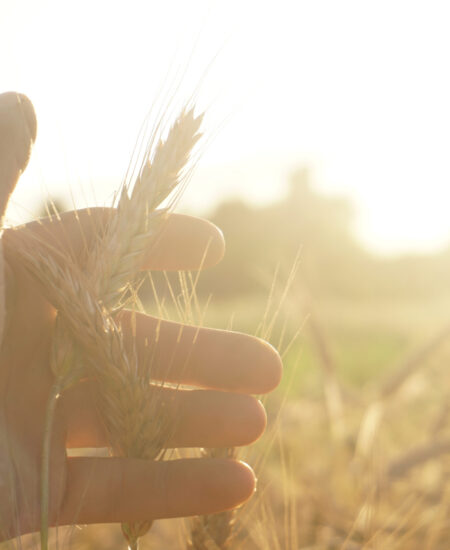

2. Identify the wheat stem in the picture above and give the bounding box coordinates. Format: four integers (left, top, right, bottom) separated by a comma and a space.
14, 105, 203, 549
40, 381, 61, 550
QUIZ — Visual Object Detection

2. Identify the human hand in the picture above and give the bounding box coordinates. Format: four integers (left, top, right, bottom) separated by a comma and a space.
0, 93, 282, 540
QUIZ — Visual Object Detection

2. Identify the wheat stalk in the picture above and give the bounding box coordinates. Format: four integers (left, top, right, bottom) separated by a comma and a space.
17, 216, 173, 550
92, 106, 202, 550
13, 105, 203, 550
87, 107, 203, 310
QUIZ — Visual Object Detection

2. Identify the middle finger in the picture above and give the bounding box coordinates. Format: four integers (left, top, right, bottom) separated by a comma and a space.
118, 310, 282, 394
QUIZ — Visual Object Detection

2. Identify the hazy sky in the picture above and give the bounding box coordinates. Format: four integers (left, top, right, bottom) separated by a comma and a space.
2, 0, 450, 254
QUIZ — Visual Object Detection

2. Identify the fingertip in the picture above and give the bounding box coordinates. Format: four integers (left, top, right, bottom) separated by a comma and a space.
0, 92, 37, 208
256, 339, 283, 394
218, 459, 256, 509
252, 399, 268, 442
172, 458, 256, 516
235, 460, 257, 504
234, 396, 267, 445
143, 213, 225, 271
192, 330, 283, 395
239, 336, 282, 394
202, 220, 225, 268
176, 215, 225, 270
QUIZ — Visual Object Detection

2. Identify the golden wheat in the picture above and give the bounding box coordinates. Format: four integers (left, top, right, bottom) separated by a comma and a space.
14, 106, 203, 550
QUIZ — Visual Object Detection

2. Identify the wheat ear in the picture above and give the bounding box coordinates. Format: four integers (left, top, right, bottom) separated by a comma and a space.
15, 106, 203, 550
87, 107, 203, 310
91, 106, 203, 550
16, 243, 169, 548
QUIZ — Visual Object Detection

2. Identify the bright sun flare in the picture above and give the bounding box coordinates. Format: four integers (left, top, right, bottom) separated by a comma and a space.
2, 0, 450, 255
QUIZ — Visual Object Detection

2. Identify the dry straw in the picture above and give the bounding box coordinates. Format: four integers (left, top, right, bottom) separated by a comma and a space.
15, 106, 203, 550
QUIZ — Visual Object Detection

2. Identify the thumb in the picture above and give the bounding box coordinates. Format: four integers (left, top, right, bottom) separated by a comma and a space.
0, 91, 37, 219
0, 92, 37, 350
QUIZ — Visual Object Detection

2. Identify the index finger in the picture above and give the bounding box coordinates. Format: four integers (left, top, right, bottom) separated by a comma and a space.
0, 92, 36, 215
4, 209, 225, 272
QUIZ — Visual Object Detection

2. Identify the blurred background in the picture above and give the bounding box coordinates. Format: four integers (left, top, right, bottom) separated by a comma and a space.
3, 0, 450, 255
3, 0, 450, 391
3, 1, 450, 548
